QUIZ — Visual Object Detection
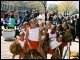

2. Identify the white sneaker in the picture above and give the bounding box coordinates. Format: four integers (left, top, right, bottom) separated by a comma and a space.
75, 38, 79, 41
47, 54, 52, 59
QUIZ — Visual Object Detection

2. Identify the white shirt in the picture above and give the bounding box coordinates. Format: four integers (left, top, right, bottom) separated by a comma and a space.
48, 29, 57, 38
49, 34, 57, 38
28, 27, 39, 41
48, 29, 61, 49
37, 14, 45, 23
50, 38, 62, 49
18, 40, 26, 48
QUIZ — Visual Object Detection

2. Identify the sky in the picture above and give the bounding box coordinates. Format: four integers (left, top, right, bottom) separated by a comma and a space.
47, 1, 61, 5
47, 1, 61, 8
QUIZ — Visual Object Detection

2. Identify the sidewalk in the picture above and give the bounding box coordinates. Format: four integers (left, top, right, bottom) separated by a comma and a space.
1, 36, 19, 59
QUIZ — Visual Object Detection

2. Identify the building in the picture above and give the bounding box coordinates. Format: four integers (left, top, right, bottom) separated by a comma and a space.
1, 1, 16, 13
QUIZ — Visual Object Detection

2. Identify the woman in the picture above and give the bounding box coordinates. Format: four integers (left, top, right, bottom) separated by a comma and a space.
14, 11, 22, 36
5, 11, 13, 28
7, 15, 15, 29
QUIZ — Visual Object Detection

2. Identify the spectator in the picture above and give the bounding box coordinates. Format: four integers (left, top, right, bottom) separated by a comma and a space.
1, 11, 5, 36
75, 18, 80, 41
7, 15, 15, 29
5, 11, 13, 28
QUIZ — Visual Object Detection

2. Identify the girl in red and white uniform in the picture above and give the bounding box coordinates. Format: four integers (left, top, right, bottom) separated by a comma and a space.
46, 21, 62, 58
15, 22, 29, 59
16, 32, 26, 59
26, 19, 46, 59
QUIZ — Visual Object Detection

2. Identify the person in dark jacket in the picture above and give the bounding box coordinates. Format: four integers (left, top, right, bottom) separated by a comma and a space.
69, 16, 75, 41
75, 18, 80, 40
23, 14, 30, 23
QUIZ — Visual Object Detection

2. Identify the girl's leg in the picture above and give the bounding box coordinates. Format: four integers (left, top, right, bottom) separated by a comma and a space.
12, 54, 15, 59
36, 47, 46, 59
19, 52, 23, 59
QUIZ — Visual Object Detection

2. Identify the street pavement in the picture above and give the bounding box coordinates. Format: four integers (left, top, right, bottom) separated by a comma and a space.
1, 36, 19, 59
1, 36, 79, 59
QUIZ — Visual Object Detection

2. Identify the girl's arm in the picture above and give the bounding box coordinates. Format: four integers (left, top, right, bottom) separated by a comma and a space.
26, 29, 32, 49
38, 29, 42, 47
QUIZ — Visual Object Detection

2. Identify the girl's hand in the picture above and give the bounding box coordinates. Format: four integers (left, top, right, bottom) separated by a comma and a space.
29, 45, 32, 50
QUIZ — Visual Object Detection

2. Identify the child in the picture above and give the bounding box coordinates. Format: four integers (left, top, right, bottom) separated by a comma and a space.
16, 32, 26, 59
25, 19, 46, 59
7, 15, 15, 29
46, 21, 61, 59
41, 28, 49, 54
38, 21, 45, 30
62, 22, 73, 42
56, 24, 62, 42
20, 22, 29, 37
10, 32, 26, 59
23, 22, 29, 30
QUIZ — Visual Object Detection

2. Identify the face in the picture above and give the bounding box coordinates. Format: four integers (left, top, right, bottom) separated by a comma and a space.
64, 26, 67, 30
39, 22, 43, 27
30, 21, 36, 28
64, 16, 66, 19
58, 15, 62, 19
48, 13, 50, 16
23, 24, 29, 29
62, 23, 67, 30
1, 12, 4, 18
56, 26, 59, 30
46, 22, 51, 29
8, 12, 13, 17
14, 11, 19, 17
42, 30, 47, 35
53, 15, 57, 19
20, 36, 24, 41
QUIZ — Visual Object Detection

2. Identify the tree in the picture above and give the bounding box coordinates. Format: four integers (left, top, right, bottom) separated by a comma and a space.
27, 1, 45, 13
58, 1, 74, 15
48, 4, 58, 14
70, 7, 79, 15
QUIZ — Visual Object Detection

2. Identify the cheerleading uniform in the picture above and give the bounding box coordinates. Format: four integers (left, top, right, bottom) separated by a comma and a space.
26, 27, 39, 49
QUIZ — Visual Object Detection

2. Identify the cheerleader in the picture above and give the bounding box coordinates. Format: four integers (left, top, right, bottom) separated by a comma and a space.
46, 21, 61, 59
18, 32, 26, 59
11, 32, 26, 59
38, 21, 45, 31
20, 22, 29, 38
41, 28, 49, 54
25, 19, 46, 59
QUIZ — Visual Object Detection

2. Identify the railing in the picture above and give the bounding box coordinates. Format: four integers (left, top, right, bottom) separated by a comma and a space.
62, 42, 79, 59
